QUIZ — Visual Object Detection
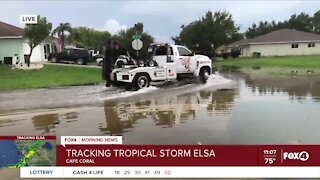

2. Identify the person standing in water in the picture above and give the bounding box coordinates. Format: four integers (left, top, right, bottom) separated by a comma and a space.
102, 40, 126, 87
102, 40, 113, 87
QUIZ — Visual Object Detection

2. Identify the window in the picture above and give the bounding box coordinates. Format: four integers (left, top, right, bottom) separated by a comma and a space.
63, 49, 71, 54
154, 46, 173, 56
177, 47, 193, 56
44, 44, 50, 59
308, 43, 315, 48
291, 43, 298, 48
155, 46, 167, 55
74, 49, 82, 54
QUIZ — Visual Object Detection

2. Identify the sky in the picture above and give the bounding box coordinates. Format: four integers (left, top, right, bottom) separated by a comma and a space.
1, 1, 320, 43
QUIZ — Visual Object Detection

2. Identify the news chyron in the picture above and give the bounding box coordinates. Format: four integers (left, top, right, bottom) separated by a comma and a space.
1, 135, 320, 178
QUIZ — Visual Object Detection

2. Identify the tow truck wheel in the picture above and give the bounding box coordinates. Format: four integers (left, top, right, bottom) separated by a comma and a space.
133, 74, 150, 90
200, 68, 210, 84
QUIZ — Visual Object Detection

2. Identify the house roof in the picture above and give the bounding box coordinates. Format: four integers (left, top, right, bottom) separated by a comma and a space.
45, 36, 60, 42
215, 45, 227, 51
229, 29, 320, 47
0, 21, 24, 37
228, 39, 251, 47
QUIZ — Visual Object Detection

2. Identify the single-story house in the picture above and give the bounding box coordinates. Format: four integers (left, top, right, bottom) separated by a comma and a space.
215, 45, 231, 55
0, 21, 60, 65
229, 29, 320, 57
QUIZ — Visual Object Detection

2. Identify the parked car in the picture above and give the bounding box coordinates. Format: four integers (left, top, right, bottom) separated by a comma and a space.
48, 47, 90, 65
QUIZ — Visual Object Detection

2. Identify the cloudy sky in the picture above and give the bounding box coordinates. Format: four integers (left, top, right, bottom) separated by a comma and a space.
1, 1, 320, 42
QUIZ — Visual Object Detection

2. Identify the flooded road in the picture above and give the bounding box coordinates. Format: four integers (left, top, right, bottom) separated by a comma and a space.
0, 72, 320, 145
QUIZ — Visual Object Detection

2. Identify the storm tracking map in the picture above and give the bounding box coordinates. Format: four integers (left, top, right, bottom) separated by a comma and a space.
0, 137, 56, 168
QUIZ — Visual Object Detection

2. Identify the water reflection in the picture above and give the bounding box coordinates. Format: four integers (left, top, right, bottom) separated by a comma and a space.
100, 89, 238, 135
96, 68, 320, 143
209, 90, 237, 114
29, 111, 80, 134
0, 119, 23, 128
245, 74, 320, 101
218, 65, 320, 102
32, 114, 59, 134
100, 102, 135, 135
63, 112, 79, 123
63, 112, 78, 120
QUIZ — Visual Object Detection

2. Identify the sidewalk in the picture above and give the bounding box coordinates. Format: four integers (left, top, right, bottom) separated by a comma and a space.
14, 63, 44, 70
40, 61, 101, 68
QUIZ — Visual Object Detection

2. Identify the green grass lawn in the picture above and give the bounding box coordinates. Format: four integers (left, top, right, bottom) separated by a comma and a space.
214, 55, 320, 68
0, 64, 104, 91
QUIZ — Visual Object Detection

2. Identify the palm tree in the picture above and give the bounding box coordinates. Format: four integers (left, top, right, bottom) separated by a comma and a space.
51, 23, 72, 49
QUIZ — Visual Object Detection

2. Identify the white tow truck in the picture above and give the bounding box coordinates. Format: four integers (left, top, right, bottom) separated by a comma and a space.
110, 43, 212, 90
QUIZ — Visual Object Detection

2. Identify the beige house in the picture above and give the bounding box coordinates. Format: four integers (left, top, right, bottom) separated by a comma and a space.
229, 29, 320, 57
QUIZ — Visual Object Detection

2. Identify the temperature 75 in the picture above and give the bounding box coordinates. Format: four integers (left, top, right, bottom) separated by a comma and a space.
264, 157, 276, 164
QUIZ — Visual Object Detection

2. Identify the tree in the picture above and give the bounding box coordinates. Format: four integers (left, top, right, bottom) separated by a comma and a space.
285, 12, 313, 32
173, 11, 243, 55
112, 22, 154, 59
245, 12, 315, 39
68, 27, 111, 50
24, 15, 52, 66
245, 21, 281, 39
52, 23, 72, 49
313, 10, 320, 33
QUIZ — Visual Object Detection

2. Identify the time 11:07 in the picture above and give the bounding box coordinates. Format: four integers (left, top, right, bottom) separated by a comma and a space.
263, 150, 277, 155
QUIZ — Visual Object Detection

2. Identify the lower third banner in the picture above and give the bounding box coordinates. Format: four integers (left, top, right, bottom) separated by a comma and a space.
56, 145, 320, 166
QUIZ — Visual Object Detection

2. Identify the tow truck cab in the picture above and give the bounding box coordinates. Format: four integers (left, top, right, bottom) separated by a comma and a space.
110, 44, 212, 89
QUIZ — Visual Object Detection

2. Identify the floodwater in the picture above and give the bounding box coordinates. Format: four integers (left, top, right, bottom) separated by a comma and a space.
0, 70, 320, 145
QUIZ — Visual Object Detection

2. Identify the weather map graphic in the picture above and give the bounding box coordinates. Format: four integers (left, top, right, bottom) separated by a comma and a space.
0, 136, 56, 168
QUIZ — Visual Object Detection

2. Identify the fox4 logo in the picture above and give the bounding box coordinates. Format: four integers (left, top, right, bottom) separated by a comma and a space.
283, 151, 309, 161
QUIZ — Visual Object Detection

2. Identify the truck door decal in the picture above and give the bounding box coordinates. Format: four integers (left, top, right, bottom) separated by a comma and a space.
154, 70, 165, 78
181, 57, 191, 71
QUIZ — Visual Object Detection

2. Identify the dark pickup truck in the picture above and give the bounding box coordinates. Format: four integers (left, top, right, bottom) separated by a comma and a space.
48, 47, 90, 65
